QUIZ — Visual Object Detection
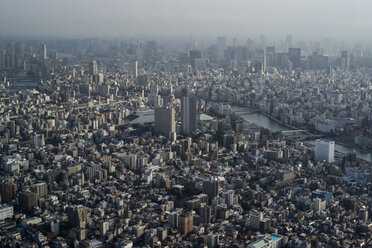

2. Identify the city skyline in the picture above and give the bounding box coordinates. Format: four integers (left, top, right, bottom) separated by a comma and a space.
1, 0, 372, 42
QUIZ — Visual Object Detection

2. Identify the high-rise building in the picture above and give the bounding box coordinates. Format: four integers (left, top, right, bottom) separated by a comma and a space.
217, 37, 226, 62
288, 48, 301, 68
181, 96, 197, 135
200, 205, 212, 224
41, 43, 47, 59
0, 50, 5, 70
178, 212, 193, 234
285, 35, 293, 48
154, 107, 176, 138
203, 177, 219, 201
31, 182, 48, 199
189, 50, 202, 69
67, 205, 87, 228
250, 210, 263, 230
341, 50, 350, 71
0, 179, 17, 203
15, 42, 24, 69
207, 233, 219, 248
315, 139, 335, 162
168, 211, 178, 228
130, 60, 138, 79
311, 198, 326, 212
18, 191, 37, 212
89, 60, 98, 75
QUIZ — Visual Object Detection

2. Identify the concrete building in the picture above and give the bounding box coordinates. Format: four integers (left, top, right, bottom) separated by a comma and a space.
315, 139, 335, 162
154, 107, 175, 138
181, 96, 197, 135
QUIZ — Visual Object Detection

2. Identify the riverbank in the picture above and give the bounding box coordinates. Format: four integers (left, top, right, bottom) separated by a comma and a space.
231, 104, 372, 163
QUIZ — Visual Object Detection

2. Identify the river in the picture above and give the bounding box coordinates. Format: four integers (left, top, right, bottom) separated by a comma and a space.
231, 105, 372, 163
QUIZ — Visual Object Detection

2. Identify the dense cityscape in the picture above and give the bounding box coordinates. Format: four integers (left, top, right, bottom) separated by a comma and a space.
0, 34, 371, 248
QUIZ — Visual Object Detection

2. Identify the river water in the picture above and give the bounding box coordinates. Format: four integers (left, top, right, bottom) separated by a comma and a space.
231, 105, 372, 163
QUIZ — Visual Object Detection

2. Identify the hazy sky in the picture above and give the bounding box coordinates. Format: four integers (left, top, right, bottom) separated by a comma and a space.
1, 0, 371, 41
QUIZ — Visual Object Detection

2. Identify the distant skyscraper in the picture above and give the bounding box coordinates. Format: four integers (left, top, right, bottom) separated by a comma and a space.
259, 34, 266, 49
189, 50, 202, 70
41, 43, 47, 59
15, 42, 24, 69
341, 50, 350, 71
286, 35, 293, 48
288, 48, 301, 68
89, 60, 98, 75
181, 96, 197, 135
315, 139, 335, 163
130, 60, 138, 79
154, 107, 176, 138
217, 36, 226, 62
0, 50, 4, 70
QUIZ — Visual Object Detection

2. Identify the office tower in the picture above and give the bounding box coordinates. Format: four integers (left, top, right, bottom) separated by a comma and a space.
130, 60, 138, 79
189, 50, 202, 69
0, 50, 4, 70
286, 35, 293, 48
200, 205, 212, 224
154, 107, 176, 138
288, 48, 301, 68
31, 182, 48, 198
178, 212, 193, 234
341, 50, 350, 71
67, 205, 87, 228
203, 177, 219, 201
207, 233, 219, 248
168, 211, 179, 228
315, 139, 335, 162
250, 211, 263, 230
0, 179, 17, 203
217, 37, 226, 62
89, 60, 98, 75
15, 42, 24, 69
181, 96, 197, 135
41, 43, 47, 59
18, 191, 37, 212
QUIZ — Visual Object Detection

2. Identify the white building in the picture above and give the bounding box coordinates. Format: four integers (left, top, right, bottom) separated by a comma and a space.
315, 139, 335, 163
0, 205, 14, 221
248, 234, 284, 248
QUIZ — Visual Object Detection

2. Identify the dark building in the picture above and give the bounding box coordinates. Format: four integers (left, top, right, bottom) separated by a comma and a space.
18, 191, 37, 212
288, 48, 301, 68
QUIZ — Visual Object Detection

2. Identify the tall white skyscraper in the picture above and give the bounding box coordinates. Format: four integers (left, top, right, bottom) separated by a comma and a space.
41, 43, 47, 59
130, 60, 138, 79
181, 96, 197, 135
315, 139, 335, 162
